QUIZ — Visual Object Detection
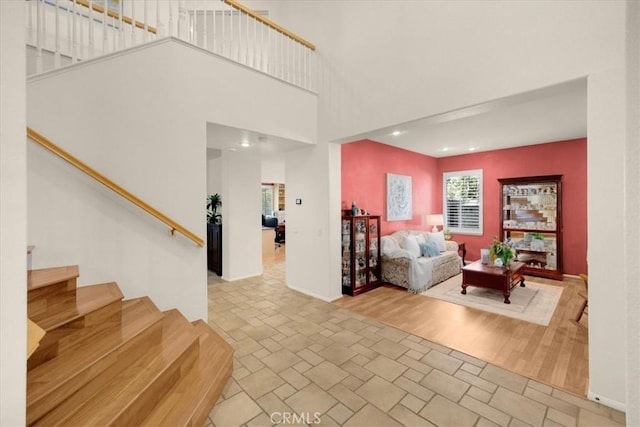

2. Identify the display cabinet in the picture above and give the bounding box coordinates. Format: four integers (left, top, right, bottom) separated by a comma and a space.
498, 175, 562, 280
277, 184, 285, 211
341, 215, 381, 296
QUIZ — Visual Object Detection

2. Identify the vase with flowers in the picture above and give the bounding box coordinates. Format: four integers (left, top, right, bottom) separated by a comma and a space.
489, 236, 514, 269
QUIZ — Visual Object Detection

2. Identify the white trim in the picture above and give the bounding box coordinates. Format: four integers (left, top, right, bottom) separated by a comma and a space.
287, 283, 342, 303
587, 391, 626, 412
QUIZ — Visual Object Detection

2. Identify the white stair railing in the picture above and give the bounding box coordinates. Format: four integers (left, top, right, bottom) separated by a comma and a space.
25, 0, 316, 91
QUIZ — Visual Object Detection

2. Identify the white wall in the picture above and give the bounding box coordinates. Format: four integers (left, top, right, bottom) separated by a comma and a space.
221, 149, 263, 280
261, 158, 285, 183
27, 38, 316, 320
253, 0, 634, 410
624, 1, 640, 424
0, 2, 27, 425
207, 148, 222, 196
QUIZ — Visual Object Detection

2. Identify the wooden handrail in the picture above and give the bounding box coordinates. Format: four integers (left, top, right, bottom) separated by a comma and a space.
223, 0, 316, 51
27, 127, 204, 247
75, 0, 157, 35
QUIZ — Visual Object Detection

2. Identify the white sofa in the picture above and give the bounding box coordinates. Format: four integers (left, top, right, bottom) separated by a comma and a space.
381, 230, 462, 293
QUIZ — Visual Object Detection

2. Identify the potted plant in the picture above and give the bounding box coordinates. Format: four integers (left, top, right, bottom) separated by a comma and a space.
207, 193, 222, 224
489, 236, 514, 268
443, 229, 453, 240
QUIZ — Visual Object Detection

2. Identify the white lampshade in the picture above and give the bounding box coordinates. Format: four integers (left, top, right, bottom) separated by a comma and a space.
426, 214, 444, 232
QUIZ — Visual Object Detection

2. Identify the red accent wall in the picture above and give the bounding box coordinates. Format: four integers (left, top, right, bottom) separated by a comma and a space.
341, 140, 438, 235
341, 138, 587, 275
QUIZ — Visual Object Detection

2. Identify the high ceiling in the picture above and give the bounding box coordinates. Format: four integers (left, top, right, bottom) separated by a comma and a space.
207, 79, 587, 159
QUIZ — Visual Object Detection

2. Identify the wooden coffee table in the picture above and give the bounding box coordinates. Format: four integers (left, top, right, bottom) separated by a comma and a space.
461, 261, 526, 304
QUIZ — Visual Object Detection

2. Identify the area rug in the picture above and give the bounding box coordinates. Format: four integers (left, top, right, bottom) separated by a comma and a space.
421, 274, 563, 326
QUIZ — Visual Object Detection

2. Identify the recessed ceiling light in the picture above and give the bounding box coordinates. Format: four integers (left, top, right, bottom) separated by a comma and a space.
240, 141, 250, 147
442, 147, 449, 152
391, 131, 401, 136
469, 147, 476, 151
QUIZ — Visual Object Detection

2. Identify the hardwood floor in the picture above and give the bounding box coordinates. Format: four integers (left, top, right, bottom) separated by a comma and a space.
334, 274, 589, 397
262, 228, 285, 265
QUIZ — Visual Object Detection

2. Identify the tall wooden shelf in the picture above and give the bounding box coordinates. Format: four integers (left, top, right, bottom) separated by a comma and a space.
498, 175, 563, 280
341, 215, 381, 296
277, 184, 285, 211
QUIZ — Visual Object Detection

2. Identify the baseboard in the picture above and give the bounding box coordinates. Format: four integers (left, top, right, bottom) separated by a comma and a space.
587, 391, 626, 412
287, 284, 342, 303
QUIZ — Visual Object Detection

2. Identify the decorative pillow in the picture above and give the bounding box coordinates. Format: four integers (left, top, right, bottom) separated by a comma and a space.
426, 231, 446, 252
414, 234, 427, 245
401, 235, 421, 258
381, 236, 400, 255
419, 242, 440, 257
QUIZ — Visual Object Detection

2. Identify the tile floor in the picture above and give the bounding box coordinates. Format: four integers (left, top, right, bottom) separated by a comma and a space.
204, 264, 625, 427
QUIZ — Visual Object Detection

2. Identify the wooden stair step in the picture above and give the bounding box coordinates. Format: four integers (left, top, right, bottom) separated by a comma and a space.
28, 265, 79, 291
29, 282, 124, 331
140, 320, 234, 427
27, 296, 163, 425
28, 265, 80, 318
32, 309, 200, 427
28, 297, 142, 371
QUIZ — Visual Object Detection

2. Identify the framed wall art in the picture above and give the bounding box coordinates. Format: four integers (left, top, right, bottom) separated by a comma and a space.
386, 173, 412, 221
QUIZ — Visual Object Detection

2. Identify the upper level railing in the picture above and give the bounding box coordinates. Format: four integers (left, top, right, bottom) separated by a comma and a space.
27, 127, 204, 247
25, 0, 316, 91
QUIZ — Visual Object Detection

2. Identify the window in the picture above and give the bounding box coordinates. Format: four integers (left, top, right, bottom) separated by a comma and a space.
261, 185, 274, 216
443, 169, 483, 235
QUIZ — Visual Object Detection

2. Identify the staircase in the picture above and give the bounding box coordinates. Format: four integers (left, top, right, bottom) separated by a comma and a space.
26, 265, 233, 426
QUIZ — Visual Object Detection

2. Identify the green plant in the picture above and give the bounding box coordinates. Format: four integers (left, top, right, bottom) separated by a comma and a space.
207, 193, 222, 224
489, 236, 514, 267
443, 229, 452, 240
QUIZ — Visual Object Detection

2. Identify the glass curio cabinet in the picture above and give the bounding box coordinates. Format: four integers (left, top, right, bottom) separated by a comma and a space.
498, 175, 563, 280
341, 215, 381, 296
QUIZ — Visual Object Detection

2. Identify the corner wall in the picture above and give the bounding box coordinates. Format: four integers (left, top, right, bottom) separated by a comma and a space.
0, 2, 26, 425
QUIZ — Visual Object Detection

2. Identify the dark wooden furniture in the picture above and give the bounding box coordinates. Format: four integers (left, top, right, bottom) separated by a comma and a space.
275, 223, 285, 246
341, 215, 381, 296
456, 241, 467, 265
498, 175, 562, 280
461, 260, 526, 304
207, 223, 222, 276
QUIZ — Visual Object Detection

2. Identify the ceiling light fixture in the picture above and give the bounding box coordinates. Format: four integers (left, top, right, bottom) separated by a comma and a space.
391, 131, 402, 136
469, 147, 476, 151
240, 140, 250, 147
442, 147, 449, 152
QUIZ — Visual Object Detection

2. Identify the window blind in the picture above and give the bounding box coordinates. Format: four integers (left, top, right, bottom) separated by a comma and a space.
443, 169, 483, 235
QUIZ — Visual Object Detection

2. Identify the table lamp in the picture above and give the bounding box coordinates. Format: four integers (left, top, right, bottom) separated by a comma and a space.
426, 214, 444, 232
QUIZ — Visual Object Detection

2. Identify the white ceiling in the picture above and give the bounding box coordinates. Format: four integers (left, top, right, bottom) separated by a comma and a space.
343, 78, 587, 157
206, 78, 587, 159
206, 122, 311, 158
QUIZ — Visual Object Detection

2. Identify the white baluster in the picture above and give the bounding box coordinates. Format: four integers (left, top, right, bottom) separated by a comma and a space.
72, 0, 79, 62
155, 0, 163, 37
229, 3, 233, 58
191, 0, 196, 45
42, 0, 48, 52
221, 3, 225, 56
27, 0, 33, 46
35, 0, 43, 73
130, 0, 136, 46
203, 4, 208, 50
54, 0, 61, 68
67, 0, 72, 55
177, 0, 185, 40
143, 0, 148, 42
168, 0, 174, 38
119, 0, 124, 49
87, 0, 94, 58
